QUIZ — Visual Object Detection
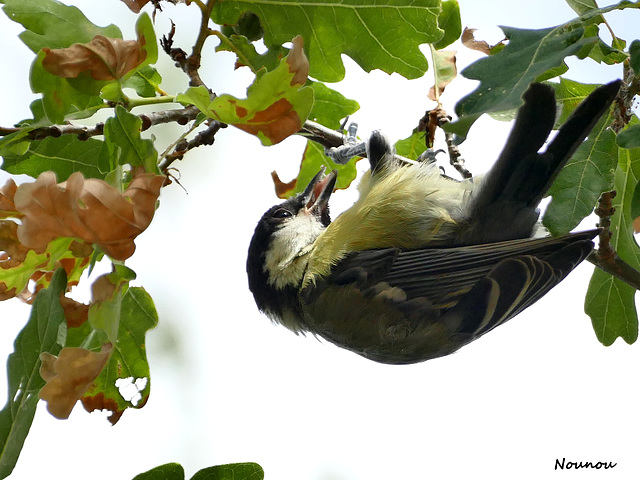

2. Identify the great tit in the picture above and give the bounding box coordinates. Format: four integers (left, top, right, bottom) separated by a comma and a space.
247, 80, 621, 364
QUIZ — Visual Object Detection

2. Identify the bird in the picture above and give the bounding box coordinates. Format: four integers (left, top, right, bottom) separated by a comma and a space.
247, 80, 621, 364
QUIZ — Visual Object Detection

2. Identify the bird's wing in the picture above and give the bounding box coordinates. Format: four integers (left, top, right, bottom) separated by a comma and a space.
300, 230, 597, 364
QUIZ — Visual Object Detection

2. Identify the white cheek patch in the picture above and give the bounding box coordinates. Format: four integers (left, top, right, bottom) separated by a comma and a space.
264, 213, 326, 289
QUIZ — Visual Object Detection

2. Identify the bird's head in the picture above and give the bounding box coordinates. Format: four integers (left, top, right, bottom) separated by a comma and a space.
246, 167, 337, 332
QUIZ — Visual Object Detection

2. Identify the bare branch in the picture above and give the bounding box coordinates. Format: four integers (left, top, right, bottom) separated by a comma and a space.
12, 106, 201, 142
434, 111, 472, 179
0, 126, 20, 137
587, 252, 640, 290
160, 0, 215, 90
586, 191, 640, 290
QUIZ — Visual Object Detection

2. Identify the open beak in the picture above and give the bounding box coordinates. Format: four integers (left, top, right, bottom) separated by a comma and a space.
301, 167, 338, 217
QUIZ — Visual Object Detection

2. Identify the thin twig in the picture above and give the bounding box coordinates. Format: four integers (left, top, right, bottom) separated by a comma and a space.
0, 126, 20, 137
160, 0, 215, 90
158, 120, 225, 172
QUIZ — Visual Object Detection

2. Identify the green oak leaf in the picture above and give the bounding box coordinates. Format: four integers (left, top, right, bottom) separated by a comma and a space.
451, 0, 638, 138
0, 130, 33, 158
88, 265, 137, 344
216, 34, 289, 73
81, 285, 158, 425
585, 140, 640, 346
1, 0, 121, 53
455, 25, 593, 119
134, 12, 157, 69
553, 77, 598, 125
103, 105, 159, 173
274, 140, 359, 199
631, 179, 640, 219
191, 463, 265, 480
132, 463, 185, 480
433, 0, 461, 50
123, 65, 163, 98
565, 0, 598, 15
307, 82, 360, 130
394, 129, 428, 161
617, 123, 640, 149
0, 268, 67, 479
1, 135, 110, 181
630, 39, 640, 74
30, 52, 106, 124
211, 0, 442, 82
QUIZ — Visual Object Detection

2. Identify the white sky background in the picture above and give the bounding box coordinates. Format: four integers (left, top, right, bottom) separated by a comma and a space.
1, 1, 639, 479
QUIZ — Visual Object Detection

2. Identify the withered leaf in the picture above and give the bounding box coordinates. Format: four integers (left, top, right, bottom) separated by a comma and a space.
428, 50, 457, 102
287, 35, 309, 87
14, 171, 165, 260
39, 344, 113, 419
461, 27, 492, 55
42, 35, 146, 81
271, 170, 298, 198
59, 294, 89, 328
0, 179, 19, 218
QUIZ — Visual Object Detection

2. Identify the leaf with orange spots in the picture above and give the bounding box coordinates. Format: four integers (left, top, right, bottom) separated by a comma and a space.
0, 221, 93, 303
38, 344, 113, 419
178, 36, 313, 145
14, 171, 165, 261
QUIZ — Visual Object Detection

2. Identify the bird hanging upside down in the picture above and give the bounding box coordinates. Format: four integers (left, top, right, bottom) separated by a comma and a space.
247, 80, 621, 364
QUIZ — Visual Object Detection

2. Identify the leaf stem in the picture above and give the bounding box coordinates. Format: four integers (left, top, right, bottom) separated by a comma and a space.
128, 95, 178, 109
429, 44, 441, 104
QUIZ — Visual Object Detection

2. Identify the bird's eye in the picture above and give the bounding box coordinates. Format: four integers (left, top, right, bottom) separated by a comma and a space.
273, 209, 292, 219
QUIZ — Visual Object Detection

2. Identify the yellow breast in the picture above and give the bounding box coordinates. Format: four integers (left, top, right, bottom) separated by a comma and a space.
303, 164, 472, 286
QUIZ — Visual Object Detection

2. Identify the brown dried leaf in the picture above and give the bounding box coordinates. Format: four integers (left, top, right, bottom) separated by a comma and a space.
42, 35, 146, 81
287, 35, 309, 87
39, 344, 113, 419
59, 294, 89, 328
14, 171, 165, 260
633, 216, 640, 234
120, 0, 150, 13
0, 179, 19, 218
461, 27, 491, 55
